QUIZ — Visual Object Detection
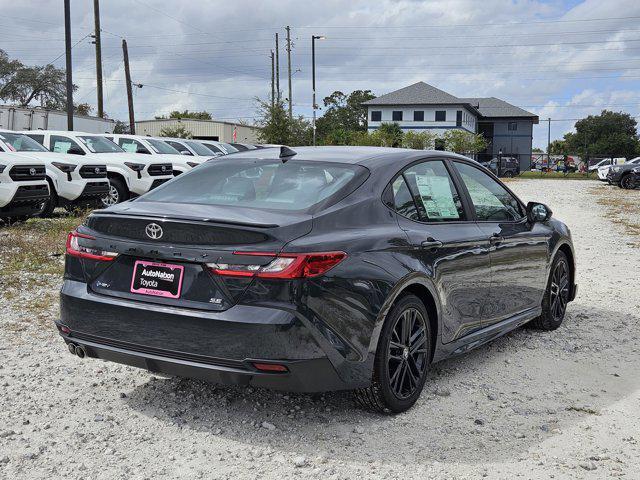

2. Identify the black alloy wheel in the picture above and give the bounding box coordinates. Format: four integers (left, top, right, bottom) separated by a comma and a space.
529, 251, 570, 331
620, 174, 633, 189
354, 294, 431, 413
387, 307, 429, 399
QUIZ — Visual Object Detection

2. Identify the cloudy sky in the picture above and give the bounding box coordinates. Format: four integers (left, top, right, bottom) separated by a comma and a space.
2, 0, 640, 148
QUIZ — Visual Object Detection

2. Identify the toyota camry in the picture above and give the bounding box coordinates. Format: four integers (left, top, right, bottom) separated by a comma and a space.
58, 146, 576, 413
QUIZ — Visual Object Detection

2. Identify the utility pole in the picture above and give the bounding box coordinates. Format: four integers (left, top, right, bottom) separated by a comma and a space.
64, 0, 73, 130
275, 33, 280, 102
122, 39, 135, 134
311, 35, 325, 146
286, 26, 292, 119
270, 50, 275, 107
92, 0, 104, 118
547, 117, 551, 154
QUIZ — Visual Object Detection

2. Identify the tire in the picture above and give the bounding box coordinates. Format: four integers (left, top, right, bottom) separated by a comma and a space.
101, 177, 128, 207
354, 294, 431, 414
529, 251, 570, 331
504, 170, 514, 178
37, 179, 58, 218
620, 174, 633, 189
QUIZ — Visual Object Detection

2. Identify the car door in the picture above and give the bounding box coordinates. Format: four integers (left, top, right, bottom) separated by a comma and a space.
451, 161, 550, 326
387, 159, 492, 344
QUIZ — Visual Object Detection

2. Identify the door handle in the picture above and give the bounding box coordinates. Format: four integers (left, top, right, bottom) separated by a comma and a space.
421, 237, 443, 249
489, 234, 504, 245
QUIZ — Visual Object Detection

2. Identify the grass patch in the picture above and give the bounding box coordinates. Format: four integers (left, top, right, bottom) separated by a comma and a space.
518, 171, 597, 180
590, 185, 640, 245
0, 211, 88, 277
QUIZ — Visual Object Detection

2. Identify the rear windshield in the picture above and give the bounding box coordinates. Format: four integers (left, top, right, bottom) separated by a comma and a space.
0, 132, 48, 152
78, 136, 124, 153
140, 158, 367, 212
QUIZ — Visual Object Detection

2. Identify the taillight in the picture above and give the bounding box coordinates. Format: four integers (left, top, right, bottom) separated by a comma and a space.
207, 251, 346, 279
66, 231, 118, 261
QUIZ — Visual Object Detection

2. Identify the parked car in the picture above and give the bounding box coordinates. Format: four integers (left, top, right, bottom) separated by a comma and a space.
0, 130, 109, 216
102, 134, 203, 176
158, 137, 218, 158
588, 158, 613, 173
21, 131, 173, 206
0, 151, 49, 219
627, 166, 640, 189
480, 156, 520, 177
596, 158, 626, 181
229, 142, 258, 151
58, 147, 576, 413
197, 140, 237, 155
606, 157, 640, 188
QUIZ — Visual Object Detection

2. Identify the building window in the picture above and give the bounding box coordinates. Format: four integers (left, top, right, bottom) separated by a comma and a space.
456, 111, 462, 127
392, 111, 403, 122
371, 111, 381, 122
435, 138, 445, 150
508, 122, 518, 131
413, 111, 424, 122
435, 110, 446, 122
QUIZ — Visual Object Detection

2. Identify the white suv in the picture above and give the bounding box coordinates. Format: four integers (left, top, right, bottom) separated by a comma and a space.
21, 131, 174, 206
102, 134, 201, 176
0, 151, 49, 219
0, 130, 109, 216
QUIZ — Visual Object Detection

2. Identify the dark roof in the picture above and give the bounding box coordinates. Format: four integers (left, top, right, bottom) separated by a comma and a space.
363, 82, 537, 121
460, 97, 538, 120
363, 82, 465, 106
223, 145, 466, 166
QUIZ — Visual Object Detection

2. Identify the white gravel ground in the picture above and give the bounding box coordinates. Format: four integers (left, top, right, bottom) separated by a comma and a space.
1, 179, 639, 480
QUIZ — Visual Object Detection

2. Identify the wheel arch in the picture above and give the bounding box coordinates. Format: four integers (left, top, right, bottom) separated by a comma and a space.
555, 242, 576, 300
370, 274, 441, 363
106, 171, 129, 192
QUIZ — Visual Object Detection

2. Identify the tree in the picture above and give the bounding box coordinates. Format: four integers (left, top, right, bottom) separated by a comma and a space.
532, 147, 543, 153
159, 125, 193, 138
563, 110, 639, 158
256, 98, 311, 145
547, 140, 566, 155
377, 122, 403, 147
11, 64, 70, 108
316, 89, 376, 144
74, 103, 92, 116
112, 120, 129, 134
442, 130, 487, 155
156, 110, 212, 120
402, 130, 436, 150
0, 49, 23, 100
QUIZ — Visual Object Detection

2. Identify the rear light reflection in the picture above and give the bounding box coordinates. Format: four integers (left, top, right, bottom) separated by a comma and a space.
206, 251, 346, 279
66, 231, 118, 262
252, 362, 288, 373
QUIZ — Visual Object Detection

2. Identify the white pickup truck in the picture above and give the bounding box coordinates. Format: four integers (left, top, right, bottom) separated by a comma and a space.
0, 130, 109, 216
0, 151, 49, 219
20, 131, 174, 206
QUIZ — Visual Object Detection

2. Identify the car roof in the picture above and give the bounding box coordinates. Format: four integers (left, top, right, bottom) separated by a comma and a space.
225, 146, 472, 166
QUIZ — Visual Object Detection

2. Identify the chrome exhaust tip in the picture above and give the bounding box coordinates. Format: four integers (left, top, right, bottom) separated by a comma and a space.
68, 343, 77, 355
75, 345, 86, 359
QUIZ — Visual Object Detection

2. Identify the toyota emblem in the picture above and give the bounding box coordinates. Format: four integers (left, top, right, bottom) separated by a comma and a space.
94, 167, 101, 174
29, 168, 36, 176
161, 165, 166, 172
145, 223, 163, 240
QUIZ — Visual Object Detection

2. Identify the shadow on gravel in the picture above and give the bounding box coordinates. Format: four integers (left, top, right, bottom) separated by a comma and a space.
123, 304, 640, 467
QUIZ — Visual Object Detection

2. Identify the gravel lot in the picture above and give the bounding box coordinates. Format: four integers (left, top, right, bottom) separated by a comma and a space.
1, 179, 639, 480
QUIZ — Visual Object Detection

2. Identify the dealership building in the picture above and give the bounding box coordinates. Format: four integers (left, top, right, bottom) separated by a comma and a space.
364, 82, 539, 169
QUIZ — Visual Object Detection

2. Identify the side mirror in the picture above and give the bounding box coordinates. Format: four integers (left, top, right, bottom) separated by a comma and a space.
136, 146, 151, 154
527, 202, 552, 223
67, 146, 85, 155
180, 150, 192, 156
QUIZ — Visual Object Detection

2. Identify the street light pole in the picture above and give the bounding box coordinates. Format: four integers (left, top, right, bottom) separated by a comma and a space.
311, 35, 325, 146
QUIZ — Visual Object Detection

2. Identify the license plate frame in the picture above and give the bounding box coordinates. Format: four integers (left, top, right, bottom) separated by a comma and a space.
130, 260, 184, 299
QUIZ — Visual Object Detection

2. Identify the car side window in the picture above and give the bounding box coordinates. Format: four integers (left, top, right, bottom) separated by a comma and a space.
119, 138, 148, 153
390, 176, 420, 221
454, 161, 523, 221
403, 160, 465, 222
51, 135, 82, 154
166, 141, 191, 154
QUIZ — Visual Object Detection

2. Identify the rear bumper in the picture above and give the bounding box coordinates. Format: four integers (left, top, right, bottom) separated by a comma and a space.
58, 279, 367, 392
